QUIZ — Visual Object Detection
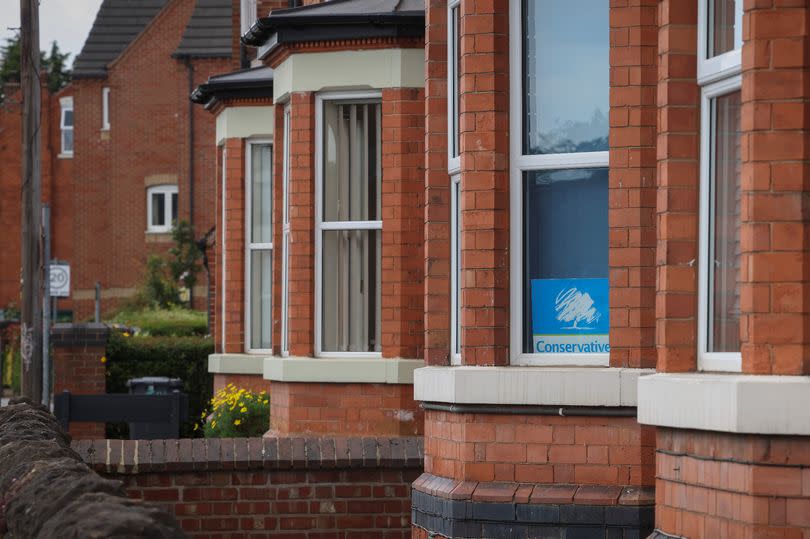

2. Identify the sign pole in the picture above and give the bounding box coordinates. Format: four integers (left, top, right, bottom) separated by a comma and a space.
42, 205, 51, 407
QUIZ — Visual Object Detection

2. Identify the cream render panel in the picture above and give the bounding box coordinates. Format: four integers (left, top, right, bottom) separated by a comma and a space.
273, 48, 425, 102
215, 106, 275, 145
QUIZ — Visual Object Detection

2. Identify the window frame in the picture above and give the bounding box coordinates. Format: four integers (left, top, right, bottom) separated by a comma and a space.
240, 0, 257, 36
281, 105, 291, 357
102, 87, 110, 130
697, 0, 743, 372
146, 184, 178, 234
244, 139, 274, 354
508, 0, 610, 367
59, 96, 73, 157
450, 172, 461, 364
314, 90, 383, 358
447, 0, 461, 174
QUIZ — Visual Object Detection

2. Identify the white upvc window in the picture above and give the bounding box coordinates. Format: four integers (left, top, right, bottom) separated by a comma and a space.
447, 0, 461, 173
280, 105, 291, 356
315, 91, 382, 357
146, 184, 178, 233
102, 87, 110, 130
246, 141, 274, 352
59, 96, 73, 157
240, 0, 258, 35
450, 172, 461, 364
697, 0, 742, 372
509, 0, 610, 366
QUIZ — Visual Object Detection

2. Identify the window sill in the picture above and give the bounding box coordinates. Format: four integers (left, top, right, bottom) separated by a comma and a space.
414, 366, 653, 407
638, 373, 810, 435
145, 231, 173, 242
57, 153, 73, 159
209, 353, 264, 375
264, 356, 424, 385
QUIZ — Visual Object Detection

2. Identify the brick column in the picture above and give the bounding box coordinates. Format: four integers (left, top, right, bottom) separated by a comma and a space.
223, 137, 246, 354
381, 87, 425, 359
654, 0, 700, 373
52, 323, 109, 439
459, 0, 510, 366
609, 0, 658, 368
740, 2, 810, 375
423, 0, 452, 367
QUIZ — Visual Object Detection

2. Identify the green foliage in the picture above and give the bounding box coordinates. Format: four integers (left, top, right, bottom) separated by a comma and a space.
104, 331, 213, 438
202, 385, 270, 438
110, 307, 208, 337
169, 220, 203, 293
0, 33, 72, 101
137, 254, 180, 309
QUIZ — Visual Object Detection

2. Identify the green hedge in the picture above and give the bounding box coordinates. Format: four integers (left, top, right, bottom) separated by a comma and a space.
109, 307, 208, 337
104, 331, 213, 438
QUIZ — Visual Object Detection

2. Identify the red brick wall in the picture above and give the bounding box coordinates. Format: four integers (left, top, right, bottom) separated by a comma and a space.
220, 137, 246, 353
213, 373, 271, 395
73, 436, 422, 538
608, 0, 658, 368
655, 428, 810, 537
424, 410, 654, 487
270, 382, 423, 437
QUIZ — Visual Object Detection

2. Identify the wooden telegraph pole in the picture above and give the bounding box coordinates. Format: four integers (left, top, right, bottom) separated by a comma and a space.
20, 0, 43, 403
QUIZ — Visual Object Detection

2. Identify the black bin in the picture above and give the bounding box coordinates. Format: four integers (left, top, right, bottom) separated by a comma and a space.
126, 377, 187, 439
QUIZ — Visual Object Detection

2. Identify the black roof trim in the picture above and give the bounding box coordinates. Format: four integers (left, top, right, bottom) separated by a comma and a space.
190, 66, 274, 108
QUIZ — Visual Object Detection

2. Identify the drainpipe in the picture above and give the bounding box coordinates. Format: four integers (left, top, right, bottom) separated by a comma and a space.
184, 57, 196, 309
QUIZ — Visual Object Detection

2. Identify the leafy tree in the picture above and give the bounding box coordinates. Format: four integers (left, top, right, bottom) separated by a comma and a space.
0, 32, 72, 101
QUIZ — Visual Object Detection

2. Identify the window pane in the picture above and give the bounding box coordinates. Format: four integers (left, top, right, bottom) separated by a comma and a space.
152, 193, 165, 227
450, 5, 460, 159
251, 144, 273, 243
63, 109, 73, 127
171, 192, 178, 224
709, 91, 741, 352
523, 168, 609, 354
708, 0, 739, 57
323, 102, 381, 222
62, 129, 73, 153
453, 179, 461, 355
250, 249, 273, 349
523, 0, 608, 155
321, 229, 380, 353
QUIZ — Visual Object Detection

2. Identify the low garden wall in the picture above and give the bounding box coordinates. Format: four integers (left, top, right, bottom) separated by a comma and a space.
72, 436, 424, 537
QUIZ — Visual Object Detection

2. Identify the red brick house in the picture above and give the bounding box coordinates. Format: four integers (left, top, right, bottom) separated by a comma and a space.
0, 0, 239, 319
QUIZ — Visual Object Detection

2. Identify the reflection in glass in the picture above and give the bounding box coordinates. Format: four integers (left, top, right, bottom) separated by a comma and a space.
251, 144, 273, 243
322, 230, 381, 353
151, 192, 164, 227
250, 249, 272, 349
708, 0, 740, 57
450, 4, 460, 159
522, 168, 608, 352
709, 91, 741, 352
523, 0, 608, 155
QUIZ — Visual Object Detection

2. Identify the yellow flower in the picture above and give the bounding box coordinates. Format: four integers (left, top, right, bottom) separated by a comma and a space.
100, 356, 107, 364
240, 406, 247, 413
238, 401, 244, 407
234, 419, 241, 426
194, 423, 199, 431
262, 400, 268, 405
211, 420, 217, 428
122, 331, 130, 337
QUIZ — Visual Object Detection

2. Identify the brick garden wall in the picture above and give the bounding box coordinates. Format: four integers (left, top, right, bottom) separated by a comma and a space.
72, 436, 423, 538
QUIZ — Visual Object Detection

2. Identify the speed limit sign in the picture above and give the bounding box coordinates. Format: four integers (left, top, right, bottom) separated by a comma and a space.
49, 263, 70, 297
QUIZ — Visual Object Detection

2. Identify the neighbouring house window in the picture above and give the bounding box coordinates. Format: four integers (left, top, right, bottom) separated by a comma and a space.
317, 95, 382, 356
450, 173, 461, 364
247, 142, 273, 351
448, 0, 461, 172
281, 106, 291, 355
510, 0, 609, 365
240, 0, 257, 35
60, 97, 73, 156
102, 87, 110, 130
698, 0, 742, 371
146, 184, 178, 233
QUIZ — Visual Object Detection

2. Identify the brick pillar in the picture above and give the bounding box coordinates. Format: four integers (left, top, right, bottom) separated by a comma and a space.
423, 0, 451, 367
654, 0, 700, 373
740, 2, 810, 375
381, 87, 425, 359
609, 0, 658, 368
52, 323, 109, 439
459, 0, 510, 366
223, 137, 246, 354
287, 92, 315, 357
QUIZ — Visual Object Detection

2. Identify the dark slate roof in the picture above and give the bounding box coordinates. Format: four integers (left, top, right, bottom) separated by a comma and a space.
174, 0, 233, 58
190, 66, 273, 108
73, 0, 169, 78
242, 0, 424, 49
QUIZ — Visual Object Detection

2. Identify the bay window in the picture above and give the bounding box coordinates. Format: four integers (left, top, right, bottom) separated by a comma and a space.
697, 0, 742, 371
510, 0, 609, 365
315, 93, 382, 356
246, 141, 273, 351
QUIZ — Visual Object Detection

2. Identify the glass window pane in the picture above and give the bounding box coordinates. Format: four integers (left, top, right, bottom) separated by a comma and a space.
321, 229, 380, 353
251, 144, 273, 243
62, 129, 73, 153
454, 179, 461, 355
523, 0, 608, 155
250, 249, 273, 349
709, 91, 741, 352
152, 193, 165, 227
323, 102, 381, 222
709, 0, 739, 57
63, 109, 73, 127
450, 5, 460, 159
523, 168, 609, 354
171, 192, 178, 224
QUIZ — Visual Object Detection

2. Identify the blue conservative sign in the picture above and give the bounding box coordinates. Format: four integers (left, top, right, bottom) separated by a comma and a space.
530, 278, 609, 354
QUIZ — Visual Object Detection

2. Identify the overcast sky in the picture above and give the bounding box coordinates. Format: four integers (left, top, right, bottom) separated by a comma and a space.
0, 0, 104, 65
